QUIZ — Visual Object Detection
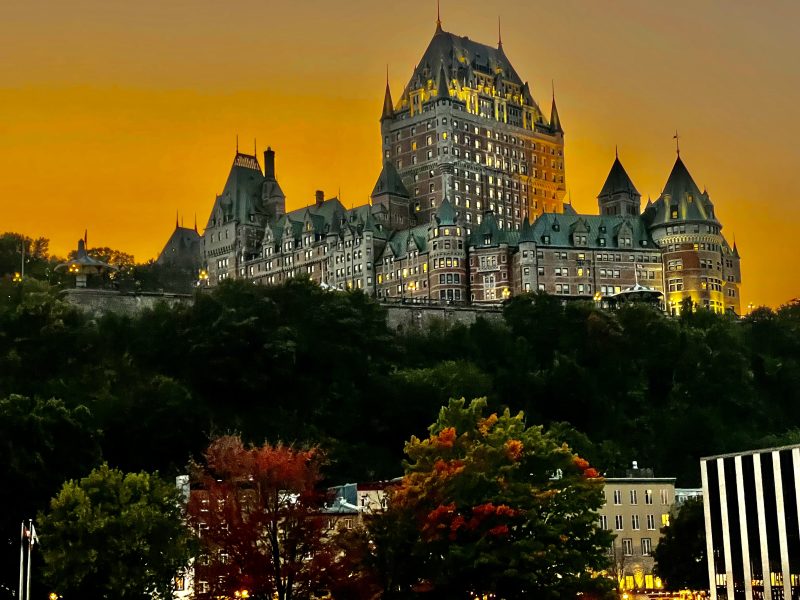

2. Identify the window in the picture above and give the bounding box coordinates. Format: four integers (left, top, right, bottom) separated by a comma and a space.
599, 515, 608, 530
622, 538, 633, 556
615, 514, 624, 530
647, 514, 656, 530
660, 489, 669, 505
613, 489, 622, 505
631, 514, 640, 530
661, 513, 671, 527
641, 538, 652, 556
630, 490, 637, 505
645, 489, 653, 505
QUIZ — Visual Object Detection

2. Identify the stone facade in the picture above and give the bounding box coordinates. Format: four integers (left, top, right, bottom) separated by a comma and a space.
599, 468, 677, 594
174, 19, 742, 315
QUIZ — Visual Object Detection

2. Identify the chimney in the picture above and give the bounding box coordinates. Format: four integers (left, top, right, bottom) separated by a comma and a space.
264, 147, 275, 179
315, 190, 324, 207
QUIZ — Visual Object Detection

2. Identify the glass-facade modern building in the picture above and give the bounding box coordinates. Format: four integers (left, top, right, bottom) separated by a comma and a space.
701, 445, 800, 600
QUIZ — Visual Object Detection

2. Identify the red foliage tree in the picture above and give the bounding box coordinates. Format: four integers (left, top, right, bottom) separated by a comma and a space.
187, 435, 351, 600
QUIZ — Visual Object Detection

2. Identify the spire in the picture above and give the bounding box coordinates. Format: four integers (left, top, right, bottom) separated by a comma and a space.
550, 82, 563, 134
436, 0, 443, 33
733, 236, 740, 258
381, 67, 394, 121
498, 16, 503, 49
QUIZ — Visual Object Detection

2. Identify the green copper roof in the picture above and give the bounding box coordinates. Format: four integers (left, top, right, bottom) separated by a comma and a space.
205, 152, 265, 229
529, 212, 656, 250
372, 161, 410, 198
435, 198, 457, 226
598, 156, 639, 199
645, 156, 719, 227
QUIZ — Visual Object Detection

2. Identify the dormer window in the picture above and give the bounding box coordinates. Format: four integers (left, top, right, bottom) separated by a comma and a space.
671, 205, 679, 219
553, 222, 560, 232
599, 225, 606, 234
543, 235, 550, 244
484, 234, 492, 245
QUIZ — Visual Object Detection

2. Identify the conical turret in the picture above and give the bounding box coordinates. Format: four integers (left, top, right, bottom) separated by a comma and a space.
381, 75, 394, 121
550, 94, 563, 134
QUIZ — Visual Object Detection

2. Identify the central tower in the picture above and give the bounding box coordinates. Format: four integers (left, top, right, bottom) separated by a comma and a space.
377, 16, 566, 233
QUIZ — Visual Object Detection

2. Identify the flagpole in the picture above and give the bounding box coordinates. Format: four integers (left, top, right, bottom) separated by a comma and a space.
25, 519, 32, 600
18, 521, 25, 600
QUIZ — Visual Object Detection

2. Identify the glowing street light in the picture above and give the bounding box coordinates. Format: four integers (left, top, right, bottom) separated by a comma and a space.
12, 272, 22, 283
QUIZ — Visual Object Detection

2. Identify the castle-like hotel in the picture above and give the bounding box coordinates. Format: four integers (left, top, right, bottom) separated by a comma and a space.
159, 17, 742, 315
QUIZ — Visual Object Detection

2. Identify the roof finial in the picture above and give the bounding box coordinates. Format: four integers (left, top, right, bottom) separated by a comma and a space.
254, 138, 257, 157
673, 129, 680, 157
176, 210, 179, 228
194, 213, 198, 233
498, 16, 502, 48
236, 134, 239, 154
568, 189, 572, 205
436, 0, 442, 32
386, 63, 389, 85
615, 144, 618, 159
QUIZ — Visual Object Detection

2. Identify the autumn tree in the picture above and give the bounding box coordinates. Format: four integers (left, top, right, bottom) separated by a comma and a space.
187, 435, 360, 600
370, 398, 613, 600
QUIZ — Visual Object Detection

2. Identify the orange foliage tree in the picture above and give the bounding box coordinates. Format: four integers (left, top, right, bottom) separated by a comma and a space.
369, 398, 614, 600
187, 435, 376, 600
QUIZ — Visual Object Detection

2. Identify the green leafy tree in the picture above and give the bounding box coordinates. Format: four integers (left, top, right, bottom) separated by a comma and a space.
39, 464, 194, 599
370, 398, 613, 600
653, 497, 708, 591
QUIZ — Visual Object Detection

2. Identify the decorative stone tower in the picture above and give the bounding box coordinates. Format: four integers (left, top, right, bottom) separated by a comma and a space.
380, 14, 566, 234
644, 154, 741, 315
597, 152, 641, 217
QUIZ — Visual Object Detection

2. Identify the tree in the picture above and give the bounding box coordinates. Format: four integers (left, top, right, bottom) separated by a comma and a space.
187, 435, 352, 600
0, 395, 101, 598
39, 464, 194, 599
370, 398, 613, 600
653, 497, 708, 591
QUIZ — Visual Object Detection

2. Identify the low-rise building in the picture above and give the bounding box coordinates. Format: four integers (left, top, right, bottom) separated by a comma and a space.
599, 464, 676, 594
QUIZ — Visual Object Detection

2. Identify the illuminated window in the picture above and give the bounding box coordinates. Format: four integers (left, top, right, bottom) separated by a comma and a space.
661, 513, 670, 527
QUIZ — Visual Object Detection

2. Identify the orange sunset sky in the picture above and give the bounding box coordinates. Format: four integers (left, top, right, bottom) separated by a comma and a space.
2, 0, 799, 307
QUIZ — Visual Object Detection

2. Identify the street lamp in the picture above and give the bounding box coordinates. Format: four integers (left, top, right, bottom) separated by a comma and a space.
234, 590, 250, 598
12, 272, 22, 283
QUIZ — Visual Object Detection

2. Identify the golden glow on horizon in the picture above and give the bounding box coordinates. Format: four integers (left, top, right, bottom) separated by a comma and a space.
2, 0, 799, 307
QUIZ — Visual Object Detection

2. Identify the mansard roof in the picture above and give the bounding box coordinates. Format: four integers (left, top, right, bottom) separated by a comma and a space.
644, 156, 719, 227
470, 211, 513, 247
264, 195, 390, 247
383, 225, 429, 259
598, 156, 640, 199
205, 152, 265, 229
372, 161, 410, 198
530, 212, 656, 250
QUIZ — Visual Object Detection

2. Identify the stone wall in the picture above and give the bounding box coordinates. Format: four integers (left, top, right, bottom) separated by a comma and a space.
60, 288, 193, 317
383, 303, 503, 331
60, 288, 503, 330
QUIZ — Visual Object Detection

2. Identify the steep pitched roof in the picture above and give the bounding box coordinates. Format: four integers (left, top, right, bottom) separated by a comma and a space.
550, 96, 563, 134
398, 28, 530, 108
598, 157, 639, 199
434, 198, 457, 226
156, 226, 202, 269
470, 211, 510, 247
645, 156, 719, 227
205, 152, 265, 229
381, 78, 394, 121
372, 161, 410, 198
